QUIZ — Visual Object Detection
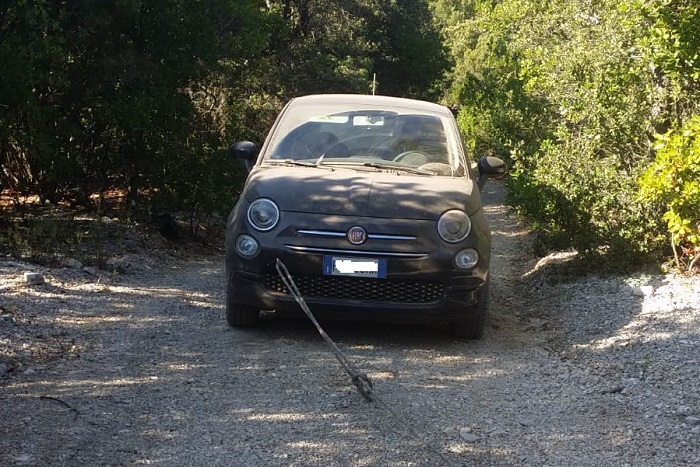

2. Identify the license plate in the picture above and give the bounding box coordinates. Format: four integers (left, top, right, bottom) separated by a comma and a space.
323, 256, 387, 279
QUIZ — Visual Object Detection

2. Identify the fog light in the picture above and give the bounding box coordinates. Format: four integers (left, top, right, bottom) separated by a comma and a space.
455, 248, 479, 269
236, 234, 260, 258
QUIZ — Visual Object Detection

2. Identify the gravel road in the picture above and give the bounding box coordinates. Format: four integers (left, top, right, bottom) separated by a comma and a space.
1, 181, 699, 466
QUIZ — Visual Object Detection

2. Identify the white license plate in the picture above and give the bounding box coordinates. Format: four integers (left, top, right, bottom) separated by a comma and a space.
323, 256, 387, 279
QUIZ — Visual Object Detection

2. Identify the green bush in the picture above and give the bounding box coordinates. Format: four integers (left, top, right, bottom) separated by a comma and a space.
639, 116, 700, 273
432, 0, 700, 271
506, 136, 659, 264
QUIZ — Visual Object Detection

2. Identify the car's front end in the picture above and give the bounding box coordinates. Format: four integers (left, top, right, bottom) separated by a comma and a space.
225, 94, 506, 338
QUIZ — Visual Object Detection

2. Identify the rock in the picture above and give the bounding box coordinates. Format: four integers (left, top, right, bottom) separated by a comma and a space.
0, 362, 10, 376
64, 257, 83, 269
24, 272, 45, 285
23, 368, 36, 376
525, 318, 549, 332
459, 428, 479, 443
82, 266, 99, 276
13, 454, 32, 463
685, 416, 700, 426
106, 255, 134, 272
632, 285, 654, 297
677, 405, 694, 416
623, 378, 640, 386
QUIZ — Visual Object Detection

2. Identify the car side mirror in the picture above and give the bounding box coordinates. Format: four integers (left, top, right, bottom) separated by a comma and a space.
478, 156, 507, 176
230, 141, 258, 172
477, 156, 507, 190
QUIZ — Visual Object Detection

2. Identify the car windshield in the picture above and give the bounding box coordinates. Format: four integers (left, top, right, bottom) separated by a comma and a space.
262, 100, 466, 176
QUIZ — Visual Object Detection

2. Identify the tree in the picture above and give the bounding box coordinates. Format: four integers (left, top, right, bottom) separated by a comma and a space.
0, 0, 454, 235
0, 0, 269, 217
366, 0, 451, 100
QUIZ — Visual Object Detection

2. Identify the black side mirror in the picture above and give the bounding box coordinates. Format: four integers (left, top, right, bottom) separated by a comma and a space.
477, 156, 507, 189
478, 156, 507, 176
230, 141, 258, 172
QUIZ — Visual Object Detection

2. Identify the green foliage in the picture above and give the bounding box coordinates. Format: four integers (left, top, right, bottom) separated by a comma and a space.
0, 0, 268, 212
639, 0, 700, 118
432, 0, 700, 269
433, 0, 553, 160
639, 116, 700, 272
261, 1, 374, 96
366, 0, 452, 100
507, 138, 659, 260
0, 0, 450, 252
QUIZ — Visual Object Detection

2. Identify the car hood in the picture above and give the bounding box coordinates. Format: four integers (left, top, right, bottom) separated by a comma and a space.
243, 166, 482, 219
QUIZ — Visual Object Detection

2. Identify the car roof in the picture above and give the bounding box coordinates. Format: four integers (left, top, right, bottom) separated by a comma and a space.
287, 94, 453, 117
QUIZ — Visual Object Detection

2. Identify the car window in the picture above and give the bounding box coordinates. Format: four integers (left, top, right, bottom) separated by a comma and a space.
265, 104, 464, 175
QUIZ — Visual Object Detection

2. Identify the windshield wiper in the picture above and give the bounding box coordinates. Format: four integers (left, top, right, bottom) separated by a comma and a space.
362, 161, 433, 175
321, 160, 433, 176
266, 158, 333, 169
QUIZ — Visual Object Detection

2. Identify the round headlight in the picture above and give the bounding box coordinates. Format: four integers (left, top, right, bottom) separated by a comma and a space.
247, 198, 280, 231
235, 234, 260, 258
455, 248, 479, 269
437, 210, 471, 243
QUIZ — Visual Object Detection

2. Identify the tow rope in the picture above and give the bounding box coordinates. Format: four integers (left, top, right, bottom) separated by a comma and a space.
275, 258, 374, 401
275, 258, 459, 466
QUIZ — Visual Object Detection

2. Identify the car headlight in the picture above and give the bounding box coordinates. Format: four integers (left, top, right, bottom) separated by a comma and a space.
437, 210, 471, 243
247, 198, 280, 231
235, 234, 260, 258
455, 248, 479, 269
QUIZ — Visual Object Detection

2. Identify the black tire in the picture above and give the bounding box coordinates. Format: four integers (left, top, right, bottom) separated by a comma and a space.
451, 310, 486, 339
451, 280, 490, 339
226, 273, 259, 327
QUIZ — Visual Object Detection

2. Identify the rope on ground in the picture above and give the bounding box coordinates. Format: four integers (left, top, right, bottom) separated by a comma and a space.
275, 259, 374, 401
275, 258, 459, 466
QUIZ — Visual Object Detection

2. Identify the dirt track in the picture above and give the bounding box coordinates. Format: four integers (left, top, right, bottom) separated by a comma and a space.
1, 181, 699, 466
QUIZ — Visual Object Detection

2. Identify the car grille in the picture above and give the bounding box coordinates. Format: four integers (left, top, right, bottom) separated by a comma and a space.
264, 274, 445, 304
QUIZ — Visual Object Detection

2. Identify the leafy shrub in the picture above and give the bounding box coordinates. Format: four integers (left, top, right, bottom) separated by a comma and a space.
506, 136, 659, 265
639, 116, 700, 273
433, 0, 700, 270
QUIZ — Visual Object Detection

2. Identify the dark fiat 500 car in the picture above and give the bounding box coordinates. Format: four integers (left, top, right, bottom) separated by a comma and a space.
225, 94, 505, 338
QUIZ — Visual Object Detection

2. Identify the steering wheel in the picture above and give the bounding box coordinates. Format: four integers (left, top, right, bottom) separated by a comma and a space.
393, 151, 428, 166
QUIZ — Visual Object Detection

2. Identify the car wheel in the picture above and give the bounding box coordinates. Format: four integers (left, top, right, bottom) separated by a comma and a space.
226, 273, 259, 327
451, 310, 486, 339
451, 280, 489, 339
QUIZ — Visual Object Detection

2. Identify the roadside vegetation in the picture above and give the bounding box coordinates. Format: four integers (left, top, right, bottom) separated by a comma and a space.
431, 0, 700, 273
0, 0, 698, 273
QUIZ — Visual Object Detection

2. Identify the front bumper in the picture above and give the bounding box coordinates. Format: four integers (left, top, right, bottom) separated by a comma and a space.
227, 265, 487, 323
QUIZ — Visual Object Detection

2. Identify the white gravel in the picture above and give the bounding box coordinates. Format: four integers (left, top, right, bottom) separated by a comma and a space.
1, 180, 698, 466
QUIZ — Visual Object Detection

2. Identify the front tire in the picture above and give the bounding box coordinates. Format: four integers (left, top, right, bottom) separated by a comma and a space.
226, 272, 259, 327
451, 280, 489, 339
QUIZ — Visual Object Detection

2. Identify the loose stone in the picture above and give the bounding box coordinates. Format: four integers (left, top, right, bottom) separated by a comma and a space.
24, 272, 45, 285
